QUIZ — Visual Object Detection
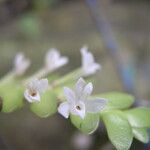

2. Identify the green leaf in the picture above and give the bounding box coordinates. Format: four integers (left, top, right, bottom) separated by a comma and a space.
95, 92, 134, 110
102, 110, 133, 150
70, 113, 99, 134
0, 80, 24, 113
30, 91, 57, 118
132, 127, 149, 143
125, 108, 150, 128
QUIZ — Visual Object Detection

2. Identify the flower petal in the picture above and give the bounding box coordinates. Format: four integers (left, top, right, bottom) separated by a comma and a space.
64, 87, 76, 103
14, 52, 30, 76
37, 78, 49, 93
27, 78, 38, 90
58, 102, 70, 118
85, 98, 107, 113
71, 101, 86, 119
45, 48, 68, 70
75, 78, 86, 98
85, 63, 101, 76
82, 82, 93, 99
80, 46, 101, 76
24, 89, 40, 103
46, 48, 59, 61
80, 46, 89, 68
56, 56, 68, 68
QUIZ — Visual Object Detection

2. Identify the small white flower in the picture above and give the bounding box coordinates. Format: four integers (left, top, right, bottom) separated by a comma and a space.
14, 52, 30, 76
80, 46, 101, 76
58, 78, 107, 119
45, 48, 68, 71
24, 78, 49, 103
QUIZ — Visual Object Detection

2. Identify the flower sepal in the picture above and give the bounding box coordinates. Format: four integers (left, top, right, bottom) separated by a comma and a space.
0, 79, 24, 113
70, 113, 100, 134
30, 90, 57, 118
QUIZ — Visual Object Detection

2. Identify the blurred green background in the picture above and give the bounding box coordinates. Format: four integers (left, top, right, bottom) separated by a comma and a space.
0, 0, 150, 149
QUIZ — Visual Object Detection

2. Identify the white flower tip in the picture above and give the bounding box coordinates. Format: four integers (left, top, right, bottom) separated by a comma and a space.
76, 78, 93, 99
63, 86, 69, 92
94, 63, 101, 71
76, 77, 86, 88
77, 77, 86, 84
94, 98, 107, 111
83, 82, 93, 96
62, 56, 69, 65
64, 87, 75, 103
24, 78, 48, 103
86, 98, 107, 113
75, 77, 86, 96
14, 52, 30, 76
45, 48, 69, 71
80, 46, 101, 76
24, 89, 41, 103
38, 78, 49, 93
58, 102, 70, 119
80, 45, 88, 53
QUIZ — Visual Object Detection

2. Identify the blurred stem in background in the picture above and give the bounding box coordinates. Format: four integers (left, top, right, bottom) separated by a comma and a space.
85, 0, 150, 149
85, 0, 150, 109
85, 0, 136, 95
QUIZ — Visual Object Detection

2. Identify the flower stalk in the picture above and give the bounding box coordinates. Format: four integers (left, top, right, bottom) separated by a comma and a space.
23, 48, 69, 85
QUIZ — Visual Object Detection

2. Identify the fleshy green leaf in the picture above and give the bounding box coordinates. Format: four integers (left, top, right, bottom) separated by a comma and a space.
30, 91, 57, 118
102, 110, 133, 150
132, 127, 149, 143
0, 80, 24, 113
95, 92, 134, 110
70, 113, 99, 134
125, 108, 150, 128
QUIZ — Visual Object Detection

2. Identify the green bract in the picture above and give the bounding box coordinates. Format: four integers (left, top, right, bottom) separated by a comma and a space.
95, 92, 134, 110
70, 113, 99, 134
0, 80, 24, 113
30, 90, 57, 118
102, 110, 133, 150
125, 108, 150, 128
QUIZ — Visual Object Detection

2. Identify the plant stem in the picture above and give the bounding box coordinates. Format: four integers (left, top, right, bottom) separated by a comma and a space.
23, 68, 47, 85
49, 68, 82, 88
0, 71, 15, 84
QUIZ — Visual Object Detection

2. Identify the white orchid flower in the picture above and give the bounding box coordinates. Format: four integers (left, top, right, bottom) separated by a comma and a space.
45, 48, 68, 71
80, 46, 101, 76
24, 78, 49, 103
14, 52, 30, 76
58, 78, 107, 119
